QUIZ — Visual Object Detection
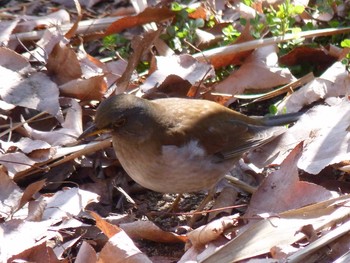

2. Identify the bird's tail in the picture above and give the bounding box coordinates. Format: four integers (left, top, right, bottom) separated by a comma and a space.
259, 112, 303, 126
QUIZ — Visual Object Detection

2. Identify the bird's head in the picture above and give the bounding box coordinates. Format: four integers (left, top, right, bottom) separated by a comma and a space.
79, 94, 160, 143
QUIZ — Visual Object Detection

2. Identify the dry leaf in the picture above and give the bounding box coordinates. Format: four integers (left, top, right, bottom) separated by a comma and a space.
17, 179, 46, 212
42, 188, 99, 220
75, 241, 98, 263
207, 187, 238, 222
0, 219, 57, 261
277, 61, 350, 113
0, 47, 31, 71
120, 220, 187, 243
105, 6, 175, 35
105, 60, 128, 87
0, 168, 22, 216
59, 76, 108, 101
0, 71, 63, 122
1, 138, 51, 154
187, 215, 238, 249
89, 210, 121, 238
0, 20, 19, 46
279, 46, 338, 70
76, 44, 107, 78
209, 23, 254, 69
201, 195, 350, 262
215, 45, 295, 104
0, 152, 38, 177
15, 9, 70, 33
248, 97, 350, 175
114, 28, 163, 94
23, 98, 82, 146
46, 42, 82, 85
7, 241, 60, 263
245, 143, 334, 217
138, 54, 214, 96
98, 231, 152, 263
27, 29, 65, 64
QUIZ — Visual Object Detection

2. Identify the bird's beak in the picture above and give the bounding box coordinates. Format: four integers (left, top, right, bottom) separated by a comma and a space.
78, 124, 112, 141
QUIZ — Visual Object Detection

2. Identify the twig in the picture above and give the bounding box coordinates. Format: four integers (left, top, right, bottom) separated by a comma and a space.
9, 16, 132, 42
193, 27, 350, 62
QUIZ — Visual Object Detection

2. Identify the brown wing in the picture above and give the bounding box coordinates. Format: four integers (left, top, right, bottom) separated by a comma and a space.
153, 98, 282, 161
211, 122, 285, 161
191, 117, 285, 162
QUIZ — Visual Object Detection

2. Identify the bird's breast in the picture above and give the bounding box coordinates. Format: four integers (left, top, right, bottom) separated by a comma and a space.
112, 138, 235, 193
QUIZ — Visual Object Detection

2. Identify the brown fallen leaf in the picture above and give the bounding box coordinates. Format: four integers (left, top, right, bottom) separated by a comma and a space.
0, 167, 22, 217
98, 230, 152, 263
188, 5, 209, 20
201, 195, 350, 262
7, 242, 60, 263
113, 28, 163, 94
0, 46, 31, 71
215, 45, 295, 104
89, 210, 121, 238
76, 44, 108, 77
120, 220, 188, 243
248, 97, 350, 175
22, 98, 82, 146
1, 137, 51, 154
75, 241, 98, 263
14, 9, 70, 35
279, 45, 338, 72
41, 187, 99, 220
207, 186, 238, 222
46, 41, 82, 85
59, 75, 108, 101
277, 61, 350, 113
0, 19, 20, 46
245, 142, 334, 217
0, 152, 38, 178
0, 71, 62, 122
138, 54, 214, 97
0, 219, 58, 261
104, 60, 128, 87
17, 179, 46, 213
105, 6, 175, 35
209, 23, 254, 69
187, 215, 239, 249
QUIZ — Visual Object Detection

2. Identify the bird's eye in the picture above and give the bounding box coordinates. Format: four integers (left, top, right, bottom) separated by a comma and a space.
113, 117, 126, 128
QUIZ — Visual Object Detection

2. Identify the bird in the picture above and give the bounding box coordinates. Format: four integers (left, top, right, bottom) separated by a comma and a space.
79, 94, 301, 194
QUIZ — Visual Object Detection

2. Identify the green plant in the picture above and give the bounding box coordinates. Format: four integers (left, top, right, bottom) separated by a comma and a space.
242, 0, 253, 6
341, 39, 350, 71
314, 0, 342, 14
268, 104, 278, 115
242, 15, 266, 39
161, 3, 205, 52
206, 15, 216, 28
100, 34, 130, 58
222, 24, 241, 45
136, 61, 150, 74
265, 0, 304, 36
207, 65, 235, 84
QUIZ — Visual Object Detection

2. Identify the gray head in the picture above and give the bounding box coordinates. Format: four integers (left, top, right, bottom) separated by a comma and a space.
95, 94, 159, 141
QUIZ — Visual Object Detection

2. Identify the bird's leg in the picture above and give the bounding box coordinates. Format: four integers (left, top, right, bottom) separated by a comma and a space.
188, 177, 248, 226
168, 193, 183, 212
224, 174, 256, 194
188, 187, 217, 226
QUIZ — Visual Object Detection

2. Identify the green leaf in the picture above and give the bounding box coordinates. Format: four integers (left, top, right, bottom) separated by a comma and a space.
171, 2, 182, 11
293, 5, 305, 14
269, 105, 278, 115
341, 39, 350, 48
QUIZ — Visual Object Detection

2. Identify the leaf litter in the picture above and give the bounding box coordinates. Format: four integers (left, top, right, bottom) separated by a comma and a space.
0, 0, 350, 262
